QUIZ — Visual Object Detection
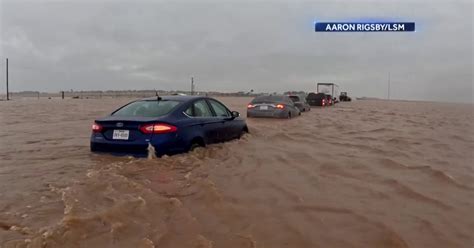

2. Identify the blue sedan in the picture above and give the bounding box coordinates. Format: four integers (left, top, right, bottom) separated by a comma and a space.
90, 95, 248, 156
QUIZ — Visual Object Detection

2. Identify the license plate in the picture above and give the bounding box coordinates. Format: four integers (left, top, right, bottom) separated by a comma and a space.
113, 130, 129, 140
260, 105, 268, 110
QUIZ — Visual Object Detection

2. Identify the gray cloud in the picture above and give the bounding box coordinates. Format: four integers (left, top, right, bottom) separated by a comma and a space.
0, 0, 472, 102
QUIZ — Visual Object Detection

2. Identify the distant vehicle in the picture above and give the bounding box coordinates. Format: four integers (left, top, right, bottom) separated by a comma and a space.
339, 92, 352, 102
247, 95, 301, 118
306, 92, 327, 106
325, 94, 334, 106
317, 83, 339, 103
90, 95, 248, 156
288, 94, 311, 112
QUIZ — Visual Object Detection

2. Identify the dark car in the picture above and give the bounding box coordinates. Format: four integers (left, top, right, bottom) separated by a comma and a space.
247, 95, 301, 118
325, 94, 334, 106
288, 94, 311, 112
91, 95, 248, 156
306, 93, 327, 107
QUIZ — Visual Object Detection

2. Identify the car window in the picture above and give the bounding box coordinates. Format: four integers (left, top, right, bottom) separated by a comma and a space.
112, 100, 180, 117
300, 96, 307, 103
306, 93, 315, 99
307, 93, 324, 100
282, 96, 294, 105
251, 95, 285, 103
289, 96, 300, 102
208, 99, 230, 117
185, 100, 213, 117
184, 106, 193, 116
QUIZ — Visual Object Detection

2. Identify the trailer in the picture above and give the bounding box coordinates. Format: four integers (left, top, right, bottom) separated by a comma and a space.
316, 83, 339, 103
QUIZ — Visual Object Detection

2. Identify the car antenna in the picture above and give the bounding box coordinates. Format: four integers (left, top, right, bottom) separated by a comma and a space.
155, 90, 162, 100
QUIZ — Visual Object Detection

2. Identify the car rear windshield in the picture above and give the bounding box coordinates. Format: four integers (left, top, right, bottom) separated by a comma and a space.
251, 95, 287, 103
112, 100, 181, 117
289, 96, 300, 102
307, 93, 325, 99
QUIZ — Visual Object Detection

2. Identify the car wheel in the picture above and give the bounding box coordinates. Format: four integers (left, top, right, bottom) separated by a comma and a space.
189, 143, 201, 151
288, 112, 292, 119
238, 126, 249, 139
189, 138, 205, 151
90, 143, 97, 152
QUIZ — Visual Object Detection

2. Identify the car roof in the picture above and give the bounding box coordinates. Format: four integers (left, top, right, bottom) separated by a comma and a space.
140, 95, 207, 101
255, 94, 288, 98
253, 95, 290, 101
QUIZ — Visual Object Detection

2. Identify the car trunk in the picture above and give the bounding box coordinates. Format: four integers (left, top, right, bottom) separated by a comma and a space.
252, 103, 278, 111
95, 116, 158, 142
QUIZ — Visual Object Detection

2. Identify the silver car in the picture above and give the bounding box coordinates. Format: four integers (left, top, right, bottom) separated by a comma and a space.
288, 94, 311, 112
247, 95, 301, 118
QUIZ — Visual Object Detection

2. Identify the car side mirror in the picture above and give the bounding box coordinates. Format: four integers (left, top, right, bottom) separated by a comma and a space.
231, 111, 240, 119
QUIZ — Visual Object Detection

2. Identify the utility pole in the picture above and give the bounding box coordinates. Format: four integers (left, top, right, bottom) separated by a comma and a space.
191, 77, 194, 95
388, 72, 391, 100
6, 58, 9, 101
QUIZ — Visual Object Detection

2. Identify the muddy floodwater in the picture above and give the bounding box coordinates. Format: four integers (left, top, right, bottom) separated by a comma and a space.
0, 97, 473, 248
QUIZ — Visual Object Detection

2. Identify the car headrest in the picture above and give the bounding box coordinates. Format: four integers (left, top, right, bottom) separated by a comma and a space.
194, 107, 203, 117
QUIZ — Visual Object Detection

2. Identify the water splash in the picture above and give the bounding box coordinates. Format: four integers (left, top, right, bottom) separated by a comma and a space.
147, 143, 157, 160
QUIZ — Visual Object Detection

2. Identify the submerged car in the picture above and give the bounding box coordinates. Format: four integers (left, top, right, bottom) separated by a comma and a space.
288, 94, 311, 112
91, 95, 248, 156
325, 94, 334, 106
306, 93, 327, 107
247, 95, 300, 118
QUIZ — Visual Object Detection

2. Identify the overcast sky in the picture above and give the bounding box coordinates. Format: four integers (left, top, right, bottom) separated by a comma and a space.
0, 0, 472, 102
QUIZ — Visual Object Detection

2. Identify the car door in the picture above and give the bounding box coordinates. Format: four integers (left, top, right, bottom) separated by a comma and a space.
301, 95, 310, 110
184, 99, 221, 144
289, 96, 302, 110
206, 99, 234, 141
285, 97, 300, 116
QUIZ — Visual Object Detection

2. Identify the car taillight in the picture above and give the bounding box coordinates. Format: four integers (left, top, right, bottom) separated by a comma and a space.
139, 123, 178, 134
247, 104, 255, 108
92, 122, 103, 132
276, 104, 284, 109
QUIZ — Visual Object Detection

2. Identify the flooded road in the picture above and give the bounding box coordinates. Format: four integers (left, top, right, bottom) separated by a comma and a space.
1, 97, 473, 247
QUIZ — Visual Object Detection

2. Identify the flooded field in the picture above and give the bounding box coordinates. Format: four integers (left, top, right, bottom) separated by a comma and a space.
0, 97, 473, 248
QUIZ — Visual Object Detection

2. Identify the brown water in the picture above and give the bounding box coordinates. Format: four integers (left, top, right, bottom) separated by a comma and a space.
1, 97, 473, 248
